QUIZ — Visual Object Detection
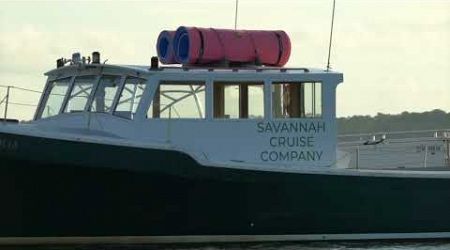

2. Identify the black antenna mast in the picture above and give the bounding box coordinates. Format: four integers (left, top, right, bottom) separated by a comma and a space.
234, 0, 239, 30
326, 0, 336, 71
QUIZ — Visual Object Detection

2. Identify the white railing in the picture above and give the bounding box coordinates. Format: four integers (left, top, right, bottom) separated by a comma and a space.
338, 130, 450, 169
0, 85, 41, 122
0, 85, 10, 121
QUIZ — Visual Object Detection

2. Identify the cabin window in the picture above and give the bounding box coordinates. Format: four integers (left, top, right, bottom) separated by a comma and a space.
90, 75, 121, 113
272, 82, 322, 118
64, 76, 97, 113
148, 81, 205, 119
40, 77, 72, 118
213, 82, 264, 119
114, 77, 147, 119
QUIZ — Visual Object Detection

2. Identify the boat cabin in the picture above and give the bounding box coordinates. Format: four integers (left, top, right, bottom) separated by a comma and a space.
33, 58, 343, 169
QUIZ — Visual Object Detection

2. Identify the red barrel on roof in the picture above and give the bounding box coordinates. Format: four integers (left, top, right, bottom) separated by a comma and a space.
157, 26, 291, 67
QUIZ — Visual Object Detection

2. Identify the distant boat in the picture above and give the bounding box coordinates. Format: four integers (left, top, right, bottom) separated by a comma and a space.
1, 42, 450, 246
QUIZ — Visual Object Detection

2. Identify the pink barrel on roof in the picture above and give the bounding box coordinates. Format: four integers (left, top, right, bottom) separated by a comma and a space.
156, 30, 177, 64
172, 26, 291, 66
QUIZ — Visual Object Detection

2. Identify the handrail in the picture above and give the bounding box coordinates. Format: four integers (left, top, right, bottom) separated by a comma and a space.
0, 85, 41, 121
339, 129, 450, 138
339, 137, 445, 147
0, 84, 42, 94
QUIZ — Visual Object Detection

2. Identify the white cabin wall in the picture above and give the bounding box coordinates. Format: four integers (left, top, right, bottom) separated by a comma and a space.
136, 119, 335, 167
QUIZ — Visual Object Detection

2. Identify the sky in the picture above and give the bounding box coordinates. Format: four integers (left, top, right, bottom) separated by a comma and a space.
0, 0, 449, 120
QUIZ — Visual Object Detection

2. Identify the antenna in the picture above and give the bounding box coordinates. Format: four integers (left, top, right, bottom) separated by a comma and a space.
326, 0, 336, 72
234, 0, 239, 30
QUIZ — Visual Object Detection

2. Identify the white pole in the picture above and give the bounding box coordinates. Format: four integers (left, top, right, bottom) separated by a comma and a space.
326, 0, 336, 71
234, 0, 239, 30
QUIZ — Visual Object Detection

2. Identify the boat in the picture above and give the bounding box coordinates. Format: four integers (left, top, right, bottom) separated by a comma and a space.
1, 28, 450, 245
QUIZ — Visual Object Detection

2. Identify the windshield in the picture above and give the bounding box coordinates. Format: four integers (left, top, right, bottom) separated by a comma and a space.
114, 77, 147, 119
64, 76, 97, 113
90, 75, 122, 113
40, 77, 72, 119
37, 74, 148, 120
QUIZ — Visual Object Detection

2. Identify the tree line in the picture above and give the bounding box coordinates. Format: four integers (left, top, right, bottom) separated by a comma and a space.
337, 109, 450, 134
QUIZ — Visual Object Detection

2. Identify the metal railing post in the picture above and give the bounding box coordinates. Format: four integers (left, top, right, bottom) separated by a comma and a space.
356, 146, 360, 169
423, 145, 428, 168
3, 86, 10, 122
445, 132, 450, 167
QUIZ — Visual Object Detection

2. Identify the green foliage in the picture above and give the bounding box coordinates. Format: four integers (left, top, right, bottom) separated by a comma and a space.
338, 109, 450, 134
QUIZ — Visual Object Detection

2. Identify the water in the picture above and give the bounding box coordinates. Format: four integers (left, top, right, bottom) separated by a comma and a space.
2, 241, 450, 250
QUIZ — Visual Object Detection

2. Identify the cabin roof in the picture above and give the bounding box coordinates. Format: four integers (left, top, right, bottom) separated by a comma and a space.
45, 63, 342, 79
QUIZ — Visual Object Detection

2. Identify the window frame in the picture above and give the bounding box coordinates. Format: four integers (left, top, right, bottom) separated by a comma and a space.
148, 80, 207, 120
212, 81, 265, 120
88, 75, 126, 115
271, 81, 323, 119
62, 75, 100, 114
34, 77, 52, 120
36, 76, 74, 119
113, 76, 148, 120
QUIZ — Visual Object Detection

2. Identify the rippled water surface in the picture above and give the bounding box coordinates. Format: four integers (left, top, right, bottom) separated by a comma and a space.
3, 240, 450, 250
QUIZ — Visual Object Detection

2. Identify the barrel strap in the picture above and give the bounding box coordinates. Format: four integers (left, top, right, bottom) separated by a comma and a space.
248, 31, 261, 65
211, 28, 228, 63
274, 31, 283, 66
193, 28, 205, 64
